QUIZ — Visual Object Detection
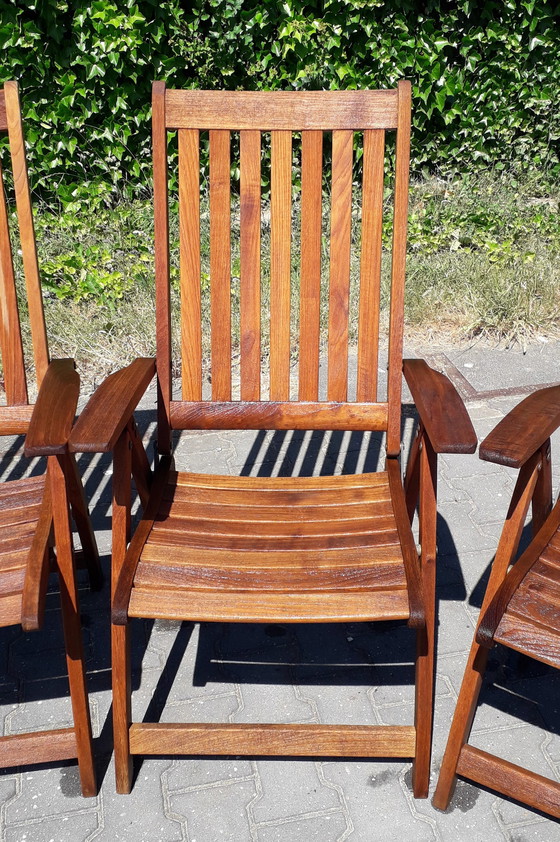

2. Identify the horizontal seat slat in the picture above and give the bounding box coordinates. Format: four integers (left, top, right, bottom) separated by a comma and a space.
129, 587, 410, 623
134, 558, 405, 591
165, 481, 389, 508
152, 512, 395, 538
148, 524, 400, 552
157, 496, 393, 524
140, 542, 402, 567
170, 400, 389, 431
165, 90, 399, 131
495, 613, 560, 669
171, 469, 389, 491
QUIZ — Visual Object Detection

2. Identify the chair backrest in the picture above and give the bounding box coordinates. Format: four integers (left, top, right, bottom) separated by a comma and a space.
153, 81, 411, 457
0, 82, 49, 433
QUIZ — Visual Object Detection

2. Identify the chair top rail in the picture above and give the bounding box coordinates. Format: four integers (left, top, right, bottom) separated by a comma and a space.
164, 89, 399, 131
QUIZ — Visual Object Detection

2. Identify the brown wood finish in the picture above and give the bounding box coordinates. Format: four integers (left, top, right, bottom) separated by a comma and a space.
240, 129, 261, 401
403, 359, 477, 454
0, 83, 98, 796
152, 80, 173, 454
456, 746, 560, 820
386, 80, 411, 457
0, 730, 78, 769
170, 399, 388, 430
129, 723, 416, 757
327, 129, 353, 402
179, 128, 202, 400
434, 436, 560, 818
0, 158, 28, 405
69, 357, 156, 452
480, 384, 560, 468
356, 129, 384, 402
24, 359, 79, 457
100, 81, 477, 796
165, 89, 399, 130
270, 130, 292, 400
209, 129, 232, 401
0, 406, 35, 435
4, 82, 49, 386
0, 91, 6, 131
298, 131, 323, 401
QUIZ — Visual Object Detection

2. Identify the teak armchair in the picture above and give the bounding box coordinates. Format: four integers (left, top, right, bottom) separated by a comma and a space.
434, 388, 560, 818
70, 80, 476, 796
0, 81, 100, 796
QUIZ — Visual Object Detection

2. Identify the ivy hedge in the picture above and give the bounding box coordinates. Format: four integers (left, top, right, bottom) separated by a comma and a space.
1, 0, 559, 208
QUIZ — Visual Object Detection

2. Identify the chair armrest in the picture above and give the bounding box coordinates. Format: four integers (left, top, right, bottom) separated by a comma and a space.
68, 358, 156, 453
480, 384, 560, 469
403, 358, 477, 454
24, 359, 79, 457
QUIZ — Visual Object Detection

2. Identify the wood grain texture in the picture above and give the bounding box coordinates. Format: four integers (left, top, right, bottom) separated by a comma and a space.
4, 82, 49, 386
298, 131, 323, 401
0, 90, 6, 131
170, 399, 388, 430
357, 129, 384, 402
480, 384, 560, 468
69, 358, 155, 453
0, 730, 78, 768
457, 745, 560, 819
270, 131, 292, 401
327, 130, 353, 402
0, 407, 34, 435
386, 80, 411, 457
386, 457, 424, 628
165, 89, 399, 130
0, 158, 28, 405
152, 80, 173, 454
240, 130, 261, 401
24, 359, 79, 457
20, 480, 52, 631
209, 130, 232, 401
403, 359, 477, 454
129, 722, 416, 757
179, 129, 202, 400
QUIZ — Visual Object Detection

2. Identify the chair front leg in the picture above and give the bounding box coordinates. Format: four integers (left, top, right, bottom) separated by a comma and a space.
412, 433, 437, 798
112, 429, 134, 793
49, 455, 97, 797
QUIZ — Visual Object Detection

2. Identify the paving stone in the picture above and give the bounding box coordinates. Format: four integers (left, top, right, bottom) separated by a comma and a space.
250, 761, 342, 825
168, 777, 256, 841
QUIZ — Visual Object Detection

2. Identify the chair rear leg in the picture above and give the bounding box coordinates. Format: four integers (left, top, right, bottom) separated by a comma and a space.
432, 642, 489, 809
113, 622, 133, 793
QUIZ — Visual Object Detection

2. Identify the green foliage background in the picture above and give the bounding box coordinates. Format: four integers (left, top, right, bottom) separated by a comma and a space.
1, 0, 559, 207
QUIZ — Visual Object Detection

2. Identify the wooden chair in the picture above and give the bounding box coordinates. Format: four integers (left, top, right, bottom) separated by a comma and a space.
0, 81, 101, 796
69, 80, 476, 796
434, 390, 560, 817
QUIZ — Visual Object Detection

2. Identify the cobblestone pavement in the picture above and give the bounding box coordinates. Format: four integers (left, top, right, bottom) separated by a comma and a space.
0, 341, 559, 841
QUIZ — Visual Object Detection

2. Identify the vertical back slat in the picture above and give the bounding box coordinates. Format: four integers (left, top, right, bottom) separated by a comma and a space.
4, 82, 49, 386
270, 131, 292, 401
298, 131, 323, 401
357, 129, 385, 402
153, 81, 172, 453
209, 130, 232, 401
179, 129, 202, 401
0, 161, 28, 405
386, 80, 411, 456
327, 130, 353, 402
239, 130, 261, 402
